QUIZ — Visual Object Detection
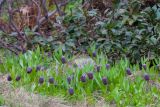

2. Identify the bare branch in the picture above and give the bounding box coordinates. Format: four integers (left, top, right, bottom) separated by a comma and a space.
0, 39, 19, 55
42, 0, 48, 19
32, 1, 69, 32
52, 0, 62, 16
31, 0, 41, 32
9, 31, 41, 37
32, 10, 57, 32
7, 0, 25, 41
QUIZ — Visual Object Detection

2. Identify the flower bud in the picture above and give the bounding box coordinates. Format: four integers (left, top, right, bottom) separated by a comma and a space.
39, 77, 44, 84
36, 65, 41, 72
142, 64, 147, 70
61, 56, 66, 64
92, 52, 96, 57
7, 75, 12, 81
96, 65, 101, 72
49, 77, 54, 84
87, 72, 93, 80
102, 77, 108, 85
106, 64, 110, 70
68, 88, 74, 95
67, 76, 72, 84
16, 75, 21, 81
126, 68, 132, 75
144, 74, 150, 81
80, 74, 86, 82
26, 67, 32, 74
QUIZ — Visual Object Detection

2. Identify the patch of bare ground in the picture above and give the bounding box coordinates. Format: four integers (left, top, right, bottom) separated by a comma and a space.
0, 74, 114, 107
0, 74, 69, 107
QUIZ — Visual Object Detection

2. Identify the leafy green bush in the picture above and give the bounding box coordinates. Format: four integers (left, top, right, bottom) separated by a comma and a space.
53, 1, 160, 63
30, 1, 160, 63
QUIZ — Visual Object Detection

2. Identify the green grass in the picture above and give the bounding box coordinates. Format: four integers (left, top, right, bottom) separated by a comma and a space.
0, 95, 4, 106
0, 48, 160, 106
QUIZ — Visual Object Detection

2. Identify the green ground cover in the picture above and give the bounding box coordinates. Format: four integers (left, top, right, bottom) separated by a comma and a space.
0, 48, 160, 106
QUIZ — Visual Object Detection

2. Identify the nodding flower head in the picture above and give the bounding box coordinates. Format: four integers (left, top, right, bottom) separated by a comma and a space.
106, 64, 110, 70
7, 75, 12, 81
144, 74, 150, 81
126, 68, 132, 75
47, 52, 52, 57
142, 64, 147, 70
39, 77, 44, 84
16, 75, 21, 81
26, 67, 32, 74
49, 77, 54, 84
92, 52, 96, 57
61, 56, 66, 64
80, 74, 86, 82
96, 65, 101, 72
68, 88, 74, 95
67, 76, 72, 84
102, 77, 108, 85
87, 72, 93, 80
36, 65, 41, 72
